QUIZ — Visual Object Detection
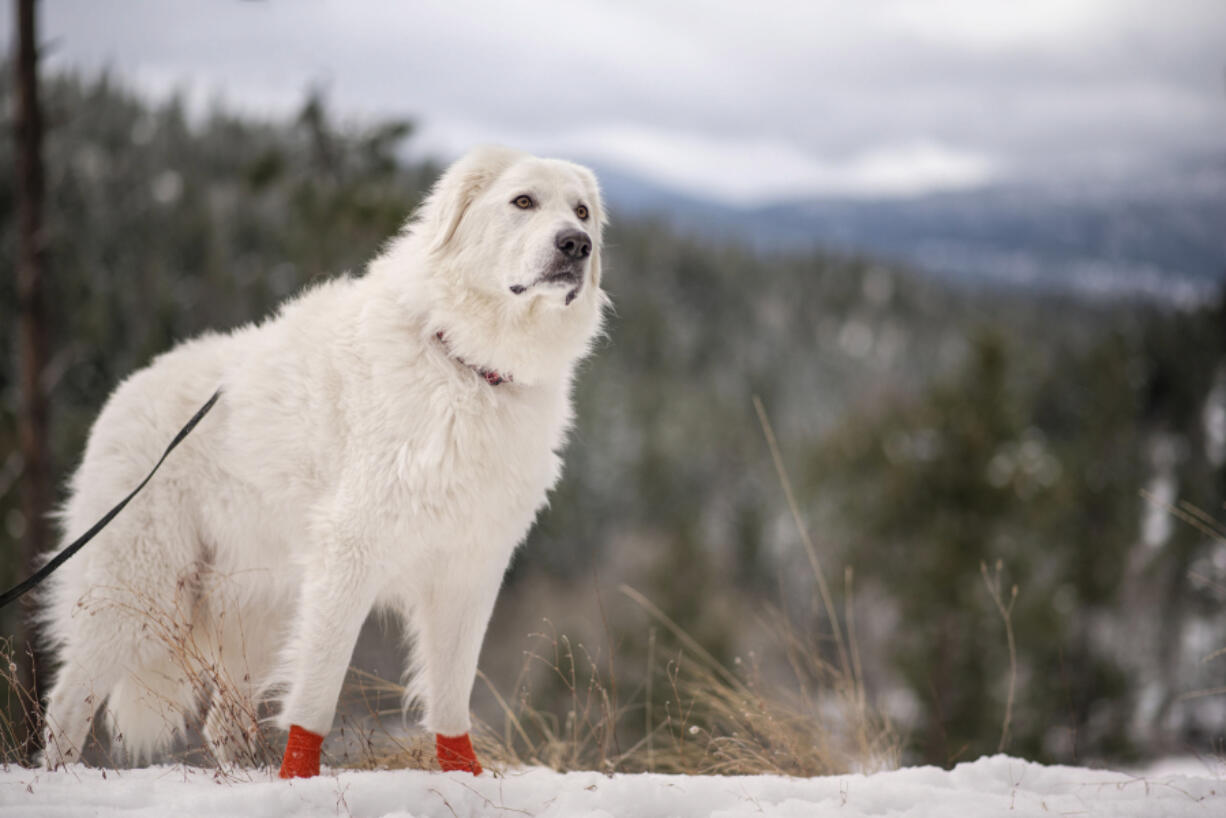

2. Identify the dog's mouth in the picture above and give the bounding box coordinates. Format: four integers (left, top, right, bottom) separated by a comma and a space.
510, 263, 585, 305
542, 266, 583, 306
542, 268, 579, 286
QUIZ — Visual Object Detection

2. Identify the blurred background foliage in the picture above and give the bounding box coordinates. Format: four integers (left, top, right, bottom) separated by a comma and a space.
2, 70, 1224, 768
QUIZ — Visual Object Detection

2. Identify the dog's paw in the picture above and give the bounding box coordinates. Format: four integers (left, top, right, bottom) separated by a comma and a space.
278, 724, 323, 779
436, 732, 482, 775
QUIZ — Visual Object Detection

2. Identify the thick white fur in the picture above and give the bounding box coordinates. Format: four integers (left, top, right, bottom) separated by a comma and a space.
38, 146, 608, 767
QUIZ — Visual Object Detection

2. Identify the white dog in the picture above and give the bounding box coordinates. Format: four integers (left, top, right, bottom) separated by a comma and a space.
38, 146, 608, 776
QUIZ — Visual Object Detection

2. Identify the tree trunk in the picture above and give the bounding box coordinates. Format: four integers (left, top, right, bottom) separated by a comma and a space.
13, 0, 50, 761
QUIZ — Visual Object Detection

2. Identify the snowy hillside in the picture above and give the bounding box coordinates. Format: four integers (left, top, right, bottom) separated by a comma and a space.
2, 755, 1223, 817
593, 160, 1226, 304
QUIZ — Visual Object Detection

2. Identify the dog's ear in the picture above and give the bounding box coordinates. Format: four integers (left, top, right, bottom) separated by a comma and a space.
580, 168, 608, 289
423, 145, 525, 255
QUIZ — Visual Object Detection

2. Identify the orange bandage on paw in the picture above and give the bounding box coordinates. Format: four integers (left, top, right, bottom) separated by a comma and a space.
436, 732, 482, 775
279, 724, 323, 779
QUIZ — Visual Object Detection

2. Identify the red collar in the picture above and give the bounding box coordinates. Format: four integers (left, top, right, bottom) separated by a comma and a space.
434, 331, 511, 386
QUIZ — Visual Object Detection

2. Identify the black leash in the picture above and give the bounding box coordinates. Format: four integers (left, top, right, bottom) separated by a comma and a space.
0, 388, 222, 610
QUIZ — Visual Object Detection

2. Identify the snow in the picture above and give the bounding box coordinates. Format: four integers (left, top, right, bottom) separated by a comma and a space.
2, 755, 1222, 817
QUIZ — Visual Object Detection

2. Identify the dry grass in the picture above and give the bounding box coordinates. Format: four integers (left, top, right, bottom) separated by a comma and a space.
2, 579, 898, 777
980, 560, 1018, 754
0, 636, 43, 766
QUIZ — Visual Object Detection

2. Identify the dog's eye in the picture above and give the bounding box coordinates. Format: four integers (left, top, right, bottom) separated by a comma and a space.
512, 195, 535, 210
575, 204, 589, 221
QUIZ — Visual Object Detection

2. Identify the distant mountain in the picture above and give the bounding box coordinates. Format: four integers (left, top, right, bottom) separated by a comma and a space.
589, 158, 1226, 304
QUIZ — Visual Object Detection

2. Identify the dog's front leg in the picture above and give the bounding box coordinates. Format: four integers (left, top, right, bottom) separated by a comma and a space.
412, 555, 509, 775
276, 537, 380, 779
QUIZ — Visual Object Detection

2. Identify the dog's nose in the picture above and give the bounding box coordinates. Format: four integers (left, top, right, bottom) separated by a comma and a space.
555, 228, 592, 260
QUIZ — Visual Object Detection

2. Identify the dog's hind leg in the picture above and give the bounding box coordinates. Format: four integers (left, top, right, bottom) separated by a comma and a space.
105, 655, 195, 764
201, 603, 279, 766
203, 684, 261, 766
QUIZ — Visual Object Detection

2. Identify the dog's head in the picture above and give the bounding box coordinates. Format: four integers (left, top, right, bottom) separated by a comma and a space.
387, 146, 609, 385
423, 145, 606, 305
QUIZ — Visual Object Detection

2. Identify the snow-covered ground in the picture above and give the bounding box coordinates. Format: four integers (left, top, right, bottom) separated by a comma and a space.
2, 754, 1223, 817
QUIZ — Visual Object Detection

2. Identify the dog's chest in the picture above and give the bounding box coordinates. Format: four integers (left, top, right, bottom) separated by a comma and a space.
382, 382, 564, 525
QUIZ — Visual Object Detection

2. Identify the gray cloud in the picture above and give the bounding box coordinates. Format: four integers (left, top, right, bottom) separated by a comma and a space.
11, 0, 1226, 203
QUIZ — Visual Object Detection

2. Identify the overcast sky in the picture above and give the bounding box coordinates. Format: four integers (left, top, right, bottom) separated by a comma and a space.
12, 0, 1226, 204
